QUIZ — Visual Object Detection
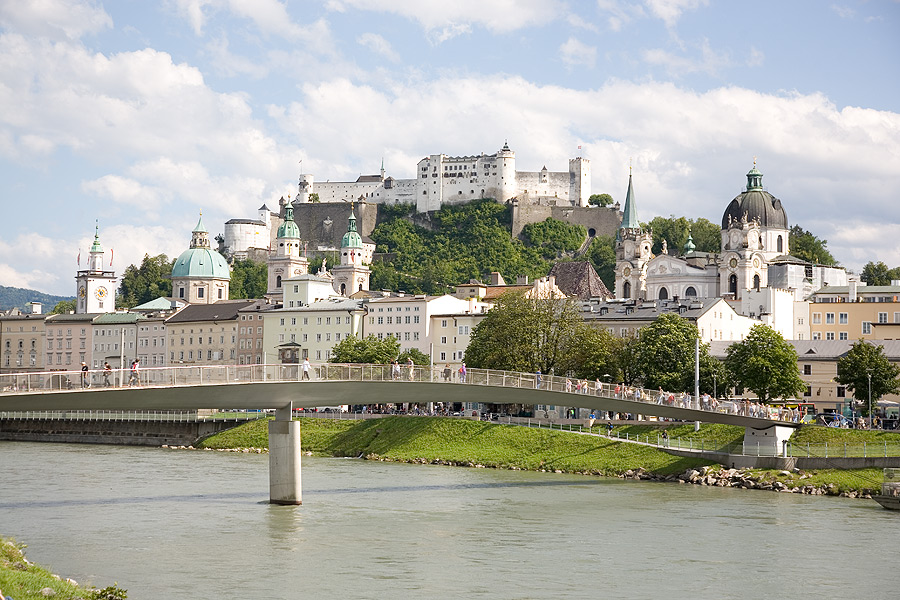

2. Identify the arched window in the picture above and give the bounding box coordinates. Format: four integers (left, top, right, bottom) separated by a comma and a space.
753, 274, 761, 290
729, 274, 737, 296
623, 281, 631, 299
340, 283, 346, 295
658, 287, 669, 300
685, 286, 697, 297
777, 235, 783, 253
276, 275, 282, 289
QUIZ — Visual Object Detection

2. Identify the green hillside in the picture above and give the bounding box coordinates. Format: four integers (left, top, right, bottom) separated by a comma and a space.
0, 285, 72, 311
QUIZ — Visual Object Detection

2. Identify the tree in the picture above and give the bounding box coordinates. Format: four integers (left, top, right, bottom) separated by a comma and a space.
50, 299, 76, 314
464, 292, 600, 375
632, 313, 720, 393
117, 254, 174, 308
860, 261, 900, 286
836, 340, 900, 417
399, 347, 431, 366
647, 215, 720, 255
588, 193, 614, 207
229, 259, 268, 299
789, 225, 838, 265
724, 324, 805, 402
521, 218, 586, 259
584, 235, 616, 290
331, 334, 400, 364
309, 193, 320, 203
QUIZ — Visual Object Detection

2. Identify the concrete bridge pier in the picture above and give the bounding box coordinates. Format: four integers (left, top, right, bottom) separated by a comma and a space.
744, 424, 794, 457
268, 403, 302, 505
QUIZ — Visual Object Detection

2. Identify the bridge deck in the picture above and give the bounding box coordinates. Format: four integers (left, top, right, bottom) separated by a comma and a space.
0, 364, 798, 430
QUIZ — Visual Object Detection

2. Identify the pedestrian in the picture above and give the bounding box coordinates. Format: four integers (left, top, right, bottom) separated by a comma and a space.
103, 361, 112, 387
607, 421, 614, 436
391, 360, 401, 381
128, 359, 140, 386
535, 370, 542, 389
458, 362, 467, 383
407, 357, 415, 381
566, 379, 572, 393
301, 357, 311, 380
80, 362, 89, 388
442, 363, 452, 382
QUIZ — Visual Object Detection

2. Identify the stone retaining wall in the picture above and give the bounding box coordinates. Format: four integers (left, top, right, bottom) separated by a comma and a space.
0, 419, 241, 446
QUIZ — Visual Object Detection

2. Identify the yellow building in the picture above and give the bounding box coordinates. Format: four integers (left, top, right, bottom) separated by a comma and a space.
808, 284, 900, 341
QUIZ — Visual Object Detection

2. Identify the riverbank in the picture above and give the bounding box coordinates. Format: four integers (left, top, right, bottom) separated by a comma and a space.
0, 537, 126, 600
196, 416, 890, 496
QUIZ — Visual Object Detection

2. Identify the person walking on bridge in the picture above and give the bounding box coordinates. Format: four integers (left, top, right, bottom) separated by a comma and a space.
535, 370, 542, 389
301, 358, 311, 380
407, 357, 415, 381
80, 362, 90, 388
103, 361, 112, 387
128, 359, 140, 386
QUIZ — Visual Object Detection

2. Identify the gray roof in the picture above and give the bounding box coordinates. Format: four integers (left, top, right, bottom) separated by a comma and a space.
93, 313, 145, 324
549, 261, 613, 300
812, 285, 900, 295
225, 218, 266, 226
274, 298, 365, 313
165, 300, 257, 324
582, 297, 723, 322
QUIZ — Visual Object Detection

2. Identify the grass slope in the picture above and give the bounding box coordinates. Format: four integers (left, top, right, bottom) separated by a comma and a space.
200, 417, 714, 476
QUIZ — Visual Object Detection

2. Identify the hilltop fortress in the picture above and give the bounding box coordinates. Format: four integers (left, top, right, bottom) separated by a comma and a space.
222, 143, 621, 260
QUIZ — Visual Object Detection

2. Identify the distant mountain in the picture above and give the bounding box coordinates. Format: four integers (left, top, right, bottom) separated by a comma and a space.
0, 285, 73, 311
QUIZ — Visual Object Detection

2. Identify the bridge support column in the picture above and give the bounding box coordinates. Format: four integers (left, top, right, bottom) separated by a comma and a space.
744, 425, 794, 457
269, 404, 301, 505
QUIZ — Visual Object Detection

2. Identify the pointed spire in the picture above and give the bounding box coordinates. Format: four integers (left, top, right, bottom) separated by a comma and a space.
190, 211, 211, 249
193, 211, 207, 233
620, 168, 640, 230
684, 232, 696, 254
90, 220, 103, 253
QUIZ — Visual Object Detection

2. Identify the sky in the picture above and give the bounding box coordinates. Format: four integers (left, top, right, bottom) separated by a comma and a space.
1, 0, 898, 297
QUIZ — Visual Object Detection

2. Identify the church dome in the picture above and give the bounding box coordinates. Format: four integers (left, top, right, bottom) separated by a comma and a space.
341, 210, 363, 248
171, 214, 231, 280
171, 247, 231, 279
277, 204, 301, 239
721, 166, 788, 229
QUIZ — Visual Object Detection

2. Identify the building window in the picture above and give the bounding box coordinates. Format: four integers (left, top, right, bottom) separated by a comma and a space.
803, 365, 811, 375
839, 332, 848, 340
179, 287, 185, 298
826, 313, 834, 324
837, 386, 846, 398
839, 313, 848, 324
812, 332, 821, 340
826, 332, 834, 340
862, 321, 872, 335
804, 386, 812, 397
879, 312, 888, 323
198, 287, 204, 299
812, 313, 821, 324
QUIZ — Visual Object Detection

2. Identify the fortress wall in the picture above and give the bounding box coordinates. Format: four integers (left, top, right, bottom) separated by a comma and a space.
512, 202, 621, 239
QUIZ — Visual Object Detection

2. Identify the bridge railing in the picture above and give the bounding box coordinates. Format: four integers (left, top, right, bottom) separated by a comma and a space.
0, 363, 798, 424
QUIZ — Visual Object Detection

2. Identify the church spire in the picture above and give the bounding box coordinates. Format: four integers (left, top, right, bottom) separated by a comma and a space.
620, 167, 640, 231
190, 212, 210, 249
88, 220, 104, 272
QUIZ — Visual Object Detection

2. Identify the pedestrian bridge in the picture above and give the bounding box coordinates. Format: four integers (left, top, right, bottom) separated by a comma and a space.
0, 363, 799, 504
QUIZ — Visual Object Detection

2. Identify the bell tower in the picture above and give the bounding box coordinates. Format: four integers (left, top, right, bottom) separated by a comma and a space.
615, 169, 653, 300
331, 207, 370, 296
75, 222, 117, 314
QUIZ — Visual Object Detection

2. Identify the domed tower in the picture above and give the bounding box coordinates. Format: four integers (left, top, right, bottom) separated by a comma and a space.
332, 208, 370, 296
171, 213, 231, 304
718, 162, 789, 299
614, 169, 653, 299
75, 222, 117, 314
268, 199, 309, 300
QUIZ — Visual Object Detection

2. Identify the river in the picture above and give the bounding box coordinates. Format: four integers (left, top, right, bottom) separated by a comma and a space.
1, 441, 898, 599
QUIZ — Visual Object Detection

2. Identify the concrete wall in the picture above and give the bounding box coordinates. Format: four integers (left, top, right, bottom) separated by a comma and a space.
511, 201, 621, 240
0, 417, 244, 446
288, 202, 379, 251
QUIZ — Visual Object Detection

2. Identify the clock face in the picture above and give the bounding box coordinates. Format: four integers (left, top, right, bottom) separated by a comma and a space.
729, 257, 738, 269
78, 286, 86, 298
95, 286, 108, 300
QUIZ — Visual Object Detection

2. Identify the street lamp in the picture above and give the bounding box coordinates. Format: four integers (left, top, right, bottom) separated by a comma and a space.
868, 371, 873, 430
713, 373, 717, 399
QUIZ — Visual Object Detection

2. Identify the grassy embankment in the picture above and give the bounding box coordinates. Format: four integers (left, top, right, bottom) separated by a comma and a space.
199, 417, 898, 493
0, 537, 125, 600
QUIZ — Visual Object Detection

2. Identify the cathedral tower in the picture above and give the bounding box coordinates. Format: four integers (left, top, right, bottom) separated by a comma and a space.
614, 169, 653, 300
268, 199, 309, 300
171, 213, 231, 304
331, 208, 370, 296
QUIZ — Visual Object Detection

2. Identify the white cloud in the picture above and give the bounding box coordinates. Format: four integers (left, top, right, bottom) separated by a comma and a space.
596, 0, 644, 32
357, 33, 400, 63
831, 4, 856, 19
326, 0, 562, 41
643, 38, 732, 76
644, 0, 709, 28
559, 37, 597, 69
747, 46, 764, 68
0, 0, 112, 40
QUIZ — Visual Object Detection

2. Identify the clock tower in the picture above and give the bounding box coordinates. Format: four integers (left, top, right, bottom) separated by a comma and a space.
76, 223, 117, 314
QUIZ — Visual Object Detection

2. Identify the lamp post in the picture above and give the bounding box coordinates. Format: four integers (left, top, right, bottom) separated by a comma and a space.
868, 371, 873, 430
713, 373, 717, 399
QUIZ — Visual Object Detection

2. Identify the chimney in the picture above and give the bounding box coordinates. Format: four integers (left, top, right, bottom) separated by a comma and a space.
468, 297, 475, 314
849, 279, 858, 303
490, 272, 506, 286
517, 275, 529, 285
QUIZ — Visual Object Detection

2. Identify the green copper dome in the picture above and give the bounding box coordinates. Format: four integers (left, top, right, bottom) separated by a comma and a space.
277, 204, 301, 239
341, 210, 363, 248
171, 211, 230, 280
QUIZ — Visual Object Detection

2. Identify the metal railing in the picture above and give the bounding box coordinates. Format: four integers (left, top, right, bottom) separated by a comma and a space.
0, 410, 267, 423
0, 363, 793, 424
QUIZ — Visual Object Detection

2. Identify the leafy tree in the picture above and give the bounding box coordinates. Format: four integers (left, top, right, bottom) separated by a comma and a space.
331, 334, 400, 364
789, 225, 837, 265
860, 261, 900, 286
229, 259, 268, 299
588, 193, 614, 207
521, 218, 586, 259
632, 313, 720, 393
724, 324, 805, 402
647, 215, 719, 255
835, 340, 900, 417
584, 235, 616, 290
50, 299, 77, 314
464, 292, 600, 375
309, 193, 320, 203
399, 347, 431, 366
117, 254, 174, 308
